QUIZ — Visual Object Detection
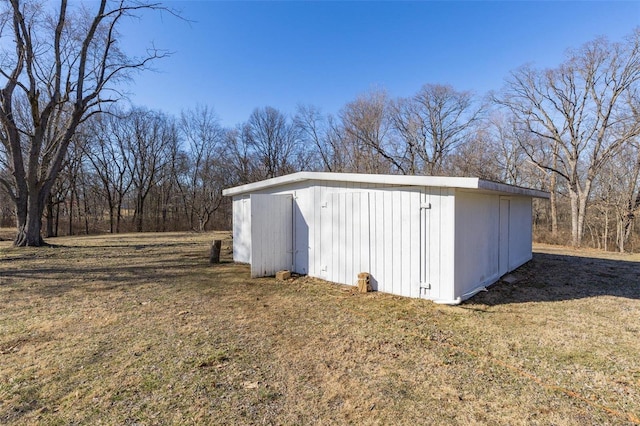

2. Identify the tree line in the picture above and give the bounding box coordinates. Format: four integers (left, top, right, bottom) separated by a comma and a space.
0, 1, 638, 251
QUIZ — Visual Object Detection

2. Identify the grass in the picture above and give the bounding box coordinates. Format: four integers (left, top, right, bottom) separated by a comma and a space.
1, 231, 639, 425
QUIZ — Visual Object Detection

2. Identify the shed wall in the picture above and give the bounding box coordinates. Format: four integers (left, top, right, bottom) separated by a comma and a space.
454, 191, 533, 300
231, 180, 535, 303
320, 186, 426, 298
234, 180, 455, 300
454, 191, 501, 298
507, 196, 533, 269
314, 184, 454, 299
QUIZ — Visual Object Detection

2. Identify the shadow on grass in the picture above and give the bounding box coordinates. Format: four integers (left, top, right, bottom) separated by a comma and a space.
467, 251, 640, 306
0, 252, 246, 298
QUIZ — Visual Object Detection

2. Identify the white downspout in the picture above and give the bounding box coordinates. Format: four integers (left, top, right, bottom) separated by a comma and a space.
434, 297, 462, 305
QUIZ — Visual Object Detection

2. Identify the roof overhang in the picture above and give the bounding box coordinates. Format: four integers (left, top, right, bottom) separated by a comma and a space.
222, 172, 550, 199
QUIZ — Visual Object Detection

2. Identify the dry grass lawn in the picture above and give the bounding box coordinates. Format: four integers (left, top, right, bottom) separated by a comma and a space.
1, 230, 639, 425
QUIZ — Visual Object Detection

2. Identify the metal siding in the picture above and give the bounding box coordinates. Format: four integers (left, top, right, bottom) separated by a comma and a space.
409, 191, 421, 298
509, 197, 533, 270
402, 191, 414, 297
392, 191, 402, 295
250, 194, 293, 278
247, 184, 311, 275
382, 191, 394, 292
453, 192, 502, 298
310, 185, 321, 277
426, 188, 438, 299
417, 186, 450, 301
330, 193, 340, 282
439, 189, 456, 301
321, 192, 371, 286
354, 193, 371, 277
319, 185, 330, 279
372, 191, 385, 291
419, 189, 429, 298
364, 188, 421, 298
235, 178, 534, 304
499, 198, 510, 276
345, 193, 354, 283
452, 192, 534, 301
432, 187, 448, 301
318, 187, 423, 297
293, 191, 310, 274
232, 195, 251, 263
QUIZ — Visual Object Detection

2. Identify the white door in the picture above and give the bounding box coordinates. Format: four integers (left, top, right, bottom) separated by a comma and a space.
250, 194, 293, 278
499, 198, 510, 276
320, 192, 370, 286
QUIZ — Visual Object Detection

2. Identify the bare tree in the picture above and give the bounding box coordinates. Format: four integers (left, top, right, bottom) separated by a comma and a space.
390, 84, 484, 175
340, 89, 403, 174
0, 0, 171, 246
497, 30, 640, 247
151, 128, 182, 232
126, 108, 176, 232
485, 113, 526, 185
62, 137, 89, 236
83, 110, 134, 233
448, 126, 501, 181
177, 105, 226, 231
294, 106, 357, 173
595, 141, 640, 252
615, 144, 640, 252
295, 104, 345, 172
223, 125, 259, 185
44, 160, 71, 237
246, 106, 299, 179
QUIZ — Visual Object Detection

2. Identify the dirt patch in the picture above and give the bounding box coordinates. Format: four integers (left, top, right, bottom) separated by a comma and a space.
1, 235, 639, 425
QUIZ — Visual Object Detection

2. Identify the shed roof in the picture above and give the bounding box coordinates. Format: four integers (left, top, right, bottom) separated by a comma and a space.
222, 172, 550, 199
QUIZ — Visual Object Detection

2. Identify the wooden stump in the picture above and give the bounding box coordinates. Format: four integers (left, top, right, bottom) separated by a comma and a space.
210, 240, 222, 264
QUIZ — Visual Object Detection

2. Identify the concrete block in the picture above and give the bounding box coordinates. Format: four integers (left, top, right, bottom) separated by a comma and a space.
358, 272, 372, 293
276, 270, 291, 281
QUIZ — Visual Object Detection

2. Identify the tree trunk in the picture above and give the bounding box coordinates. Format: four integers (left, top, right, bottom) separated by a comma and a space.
549, 172, 558, 236
603, 209, 608, 252
14, 193, 45, 247
81, 176, 90, 235
624, 216, 634, 248
576, 183, 591, 248
108, 205, 115, 233
45, 196, 55, 238
84, 202, 90, 235
569, 189, 580, 247
135, 195, 144, 232
115, 199, 122, 233
68, 188, 74, 236
617, 216, 624, 253
162, 206, 168, 232
619, 212, 635, 253
54, 201, 60, 237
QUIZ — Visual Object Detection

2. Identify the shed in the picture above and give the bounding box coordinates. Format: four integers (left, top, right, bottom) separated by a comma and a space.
222, 172, 549, 304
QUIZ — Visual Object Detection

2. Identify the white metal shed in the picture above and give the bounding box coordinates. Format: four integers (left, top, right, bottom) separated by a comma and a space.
223, 172, 549, 304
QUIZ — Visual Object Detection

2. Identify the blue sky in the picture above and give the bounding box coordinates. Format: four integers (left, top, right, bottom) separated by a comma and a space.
118, 1, 640, 127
